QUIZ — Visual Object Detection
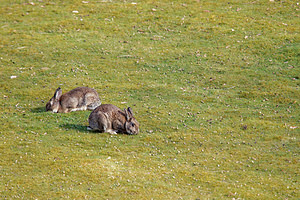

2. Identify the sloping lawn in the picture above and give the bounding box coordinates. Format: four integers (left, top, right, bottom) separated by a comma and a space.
0, 0, 299, 199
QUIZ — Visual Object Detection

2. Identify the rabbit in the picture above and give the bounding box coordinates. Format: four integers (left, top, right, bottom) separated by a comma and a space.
87, 104, 139, 135
46, 87, 101, 113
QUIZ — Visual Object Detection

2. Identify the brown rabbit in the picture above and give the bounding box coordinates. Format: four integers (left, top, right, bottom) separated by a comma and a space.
88, 104, 139, 135
46, 87, 101, 113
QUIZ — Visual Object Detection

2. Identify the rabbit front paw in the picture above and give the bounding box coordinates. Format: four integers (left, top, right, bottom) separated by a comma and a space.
107, 129, 117, 135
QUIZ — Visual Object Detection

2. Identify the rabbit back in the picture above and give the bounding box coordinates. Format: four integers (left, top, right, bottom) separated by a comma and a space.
88, 104, 123, 131
46, 87, 101, 113
60, 87, 101, 112
88, 104, 139, 135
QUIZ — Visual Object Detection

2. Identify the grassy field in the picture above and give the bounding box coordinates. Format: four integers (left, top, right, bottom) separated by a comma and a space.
0, 0, 299, 199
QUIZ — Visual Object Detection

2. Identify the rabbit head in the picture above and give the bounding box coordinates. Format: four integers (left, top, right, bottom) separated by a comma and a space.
124, 107, 139, 135
46, 87, 62, 113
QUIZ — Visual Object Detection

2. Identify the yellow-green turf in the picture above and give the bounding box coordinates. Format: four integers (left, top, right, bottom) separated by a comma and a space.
0, 0, 299, 199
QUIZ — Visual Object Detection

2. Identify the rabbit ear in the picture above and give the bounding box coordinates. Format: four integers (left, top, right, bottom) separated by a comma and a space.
124, 108, 130, 121
127, 107, 134, 117
54, 87, 62, 100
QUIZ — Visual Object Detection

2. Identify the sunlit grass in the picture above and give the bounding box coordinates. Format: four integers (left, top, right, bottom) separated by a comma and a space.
0, 0, 299, 199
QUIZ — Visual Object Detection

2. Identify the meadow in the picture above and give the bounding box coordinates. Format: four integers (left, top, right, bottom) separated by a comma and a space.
0, 0, 299, 199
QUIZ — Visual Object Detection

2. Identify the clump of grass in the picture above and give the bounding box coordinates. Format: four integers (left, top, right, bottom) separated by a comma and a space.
0, 0, 299, 199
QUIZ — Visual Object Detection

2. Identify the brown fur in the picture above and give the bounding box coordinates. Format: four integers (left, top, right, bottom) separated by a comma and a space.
46, 87, 101, 113
88, 104, 139, 135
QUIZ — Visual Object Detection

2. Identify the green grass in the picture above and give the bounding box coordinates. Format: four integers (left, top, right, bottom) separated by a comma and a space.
0, 0, 299, 199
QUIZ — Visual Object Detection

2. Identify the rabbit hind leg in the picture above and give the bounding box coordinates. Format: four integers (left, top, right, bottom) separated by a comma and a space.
87, 101, 101, 110
70, 106, 87, 112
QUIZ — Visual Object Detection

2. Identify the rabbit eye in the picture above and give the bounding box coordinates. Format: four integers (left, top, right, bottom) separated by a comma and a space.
131, 123, 135, 127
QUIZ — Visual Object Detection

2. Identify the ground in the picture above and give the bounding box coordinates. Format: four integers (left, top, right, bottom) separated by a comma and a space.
0, 0, 299, 199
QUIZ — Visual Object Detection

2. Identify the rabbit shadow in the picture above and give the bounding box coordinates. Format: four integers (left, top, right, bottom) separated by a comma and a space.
60, 123, 89, 133
60, 124, 133, 135
31, 106, 46, 113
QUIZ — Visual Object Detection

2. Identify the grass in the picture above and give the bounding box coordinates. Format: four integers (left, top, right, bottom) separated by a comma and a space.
0, 0, 299, 199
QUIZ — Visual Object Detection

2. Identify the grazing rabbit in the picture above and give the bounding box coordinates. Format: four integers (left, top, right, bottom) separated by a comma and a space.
88, 104, 139, 135
46, 87, 101, 113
